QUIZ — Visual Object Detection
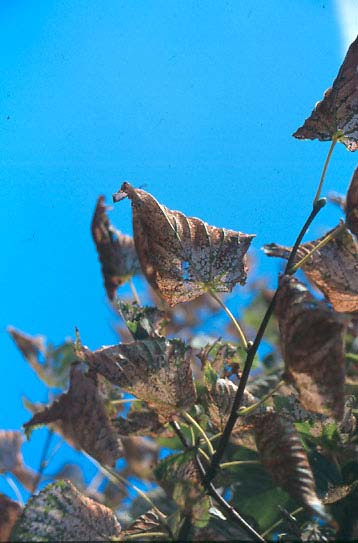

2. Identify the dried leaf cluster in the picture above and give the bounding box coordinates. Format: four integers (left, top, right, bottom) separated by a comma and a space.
3, 33, 358, 543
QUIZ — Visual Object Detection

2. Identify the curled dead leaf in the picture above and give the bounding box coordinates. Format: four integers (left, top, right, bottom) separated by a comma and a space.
293, 35, 358, 150
24, 363, 123, 466
253, 410, 328, 519
346, 166, 358, 235
0, 430, 36, 491
121, 508, 168, 541
0, 494, 21, 543
11, 480, 121, 542
91, 196, 141, 300
81, 338, 197, 420
276, 275, 346, 419
112, 183, 254, 306
264, 224, 358, 313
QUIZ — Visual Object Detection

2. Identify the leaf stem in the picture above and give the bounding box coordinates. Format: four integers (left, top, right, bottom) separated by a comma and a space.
32, 429, 54, 494
124, 532, 169, 540
210, 290, 248, 351
237, 379, 285, 417
288, 222, 345, 274
220, 460, 260, 469
83, 453, 166, 521
129, 278, 141, 305
204, 198, 327, 485
4, 475, 24, 506
182, 412, 215, 456
313, 137, 337, 205
260, 506, 303, 538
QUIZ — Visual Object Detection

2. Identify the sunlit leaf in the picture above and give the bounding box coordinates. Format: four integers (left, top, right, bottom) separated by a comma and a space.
264, 224, 358, 313
276, 275, 346, 419
8, 327, 75, 389
0, 430, 36, 491
112, 183, 254, 306
253, 410, 328, 519
91, 196, 141, 299
293, 35, 358, 151
11, 480, 122, 542
0, 494, 21, 543
346, 166, 358, 235
24, 363, 123, 466
80, 338, 196, 420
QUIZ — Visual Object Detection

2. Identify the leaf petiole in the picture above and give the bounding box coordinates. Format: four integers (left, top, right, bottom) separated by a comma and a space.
182, 412, 215, 456
209, 290, 248, 351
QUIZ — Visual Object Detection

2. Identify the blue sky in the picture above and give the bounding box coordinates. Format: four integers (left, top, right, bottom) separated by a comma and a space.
1, 0, 357, 499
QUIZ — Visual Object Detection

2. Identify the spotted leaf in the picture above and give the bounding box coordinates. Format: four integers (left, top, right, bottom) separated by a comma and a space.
112, 183, 254, 306
293, 35, 358, 151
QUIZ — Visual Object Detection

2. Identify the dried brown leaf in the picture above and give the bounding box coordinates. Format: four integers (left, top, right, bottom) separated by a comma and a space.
113, 183, 254, 306
81, 338, 197, 420
0, 430, 37, 491
293, 35, 358, 150
0, 494, 21, 543
121, 508, 168, 540
11, 480, 122, 541
24, 363, 123, 466
276, 275, 346, 419
115, 403, 169, 437
253, 410, 327, 519
91, 196, 140, 300
264, 224, 358, 313
346, 166, 358, 234
208, 378, 257, 431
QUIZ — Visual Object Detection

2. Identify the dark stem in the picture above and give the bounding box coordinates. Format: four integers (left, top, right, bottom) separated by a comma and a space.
196, 456, 265, 542
170, 420, 264, 542
32, 429, 54, 494
204, 197, 326, 484
177, 515, 192, 542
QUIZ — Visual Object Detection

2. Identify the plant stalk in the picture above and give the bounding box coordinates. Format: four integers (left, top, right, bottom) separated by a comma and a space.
210, 290, 249, 351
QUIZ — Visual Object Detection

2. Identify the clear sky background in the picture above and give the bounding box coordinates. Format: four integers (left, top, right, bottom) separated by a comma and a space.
1, 0, 357, 500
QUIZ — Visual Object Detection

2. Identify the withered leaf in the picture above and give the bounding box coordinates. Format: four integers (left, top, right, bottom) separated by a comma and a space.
264, 224, 358, 313
276, 275, 346, 419
0, 494, 21, 543
208, 377, 258, 432
293, 35, 358, 151
113, 183, 254, 306
11, 480, 122, 542
115, 402, 169, 437
91, 196, 141, 300
0, 430, 36, 491
346, 166, 358, 235
115, 300, 167, 340
121, 508, 168, 541
24, 363, 123, 466
81, 338, 197, 420
8, 327, 75, 389
253, 410, 327, 519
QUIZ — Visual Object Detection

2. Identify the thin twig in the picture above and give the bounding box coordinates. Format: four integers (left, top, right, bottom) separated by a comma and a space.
4, 475, 24, 506
129, 278, 141, 305
288, 222, 345, 274
204, 197, 327, 485
313, 137, 337, 204
260, 506, 303, 538
124, 532, 169, 540
31, 429, 54, 494
170, 420, 264, 542
210, 290, 248, 351
196, 455, 265, 542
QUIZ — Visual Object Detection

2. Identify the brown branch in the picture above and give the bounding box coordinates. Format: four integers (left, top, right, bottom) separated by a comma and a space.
204, 197, 327, 485
169, 421, 264, 542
